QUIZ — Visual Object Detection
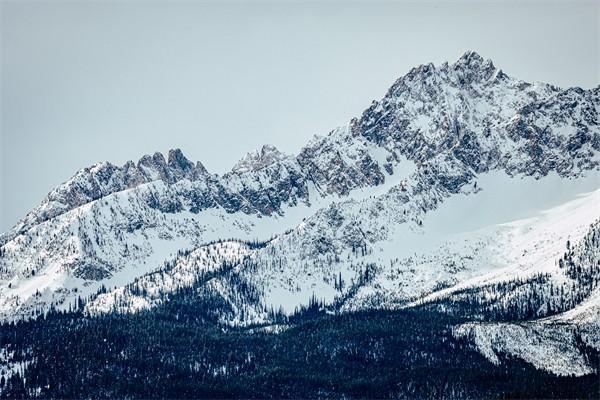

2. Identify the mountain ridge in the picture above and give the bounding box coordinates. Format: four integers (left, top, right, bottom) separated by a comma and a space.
0, 51, 599, 376
4, 51, 598, 246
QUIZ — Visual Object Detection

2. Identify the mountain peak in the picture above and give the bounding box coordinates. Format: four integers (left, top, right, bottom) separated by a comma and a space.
451, 50, 498, 82
232, 144, 288, 173
167, 148, 194, 172
4, 50, 592, 250
151, 151, 167, 167
457, 50, 484, 63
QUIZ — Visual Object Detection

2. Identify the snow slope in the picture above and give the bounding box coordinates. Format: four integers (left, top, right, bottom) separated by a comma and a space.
85, 172, 599, 318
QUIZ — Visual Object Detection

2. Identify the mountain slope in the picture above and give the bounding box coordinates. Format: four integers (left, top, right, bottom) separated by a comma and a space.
0, 51, 599, 378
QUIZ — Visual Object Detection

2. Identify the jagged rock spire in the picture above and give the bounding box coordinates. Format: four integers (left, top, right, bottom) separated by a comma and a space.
232, 144, 288, 173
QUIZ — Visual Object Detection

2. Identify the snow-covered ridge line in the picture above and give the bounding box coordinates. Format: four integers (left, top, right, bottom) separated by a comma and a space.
4, 51, 598, 246
0, 50, 598, 326
1, 123, 391, 246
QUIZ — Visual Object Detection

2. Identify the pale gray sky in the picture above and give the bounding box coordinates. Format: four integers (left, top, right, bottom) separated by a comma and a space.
1, 0, 598, 232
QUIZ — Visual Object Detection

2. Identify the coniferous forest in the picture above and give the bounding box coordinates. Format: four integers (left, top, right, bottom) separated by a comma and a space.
0, 285, 598, 399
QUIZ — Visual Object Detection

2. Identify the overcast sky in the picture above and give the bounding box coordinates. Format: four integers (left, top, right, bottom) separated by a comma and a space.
1, 0, 598, 232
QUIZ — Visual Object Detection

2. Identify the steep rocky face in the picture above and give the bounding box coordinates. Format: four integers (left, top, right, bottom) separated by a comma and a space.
232, 144, 288, 173
224, 146, 310, 215
504, 87, 600, 175
0, 51, 598, 325
296, 128, 387, 196
354, 51, 598, 178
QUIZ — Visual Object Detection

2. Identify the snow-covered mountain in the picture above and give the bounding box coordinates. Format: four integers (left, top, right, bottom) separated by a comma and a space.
1, 51, 599, 375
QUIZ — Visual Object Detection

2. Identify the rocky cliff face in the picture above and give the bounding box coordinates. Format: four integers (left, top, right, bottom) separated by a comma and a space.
356, 51, 598, 176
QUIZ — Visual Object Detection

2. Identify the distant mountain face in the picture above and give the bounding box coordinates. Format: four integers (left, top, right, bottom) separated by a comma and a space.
0, 51, 599, 375
4, 52, 596, 244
